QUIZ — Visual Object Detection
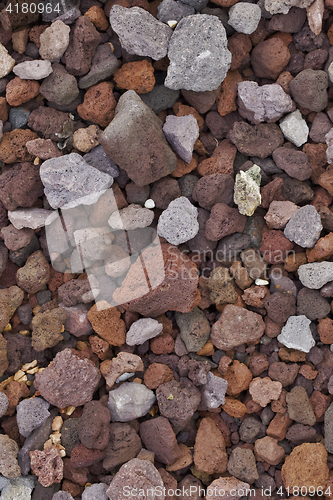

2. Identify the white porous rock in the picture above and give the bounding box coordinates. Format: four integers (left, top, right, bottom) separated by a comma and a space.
108, 382, 156, 422
126, 318, 163, 346
298, 262, 333, 289
264, 0, 315, 15
8, 208, 54, 230
279, 110, 309, 147
13, 60, 53, 80
157, 196, 199, 245
228, 2, 261, 34
277, 315, 315, 353
0, 44, 15, 78
108, 204, 154, 230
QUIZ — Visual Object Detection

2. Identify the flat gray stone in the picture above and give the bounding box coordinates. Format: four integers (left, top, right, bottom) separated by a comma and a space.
108, 204, 154, 230
140, 85, 180, 114
13, 60, 52, 80
163, 115, 199, 163
126, 318, 163, 346
108, 382, 156, 422
0, 476, 35, 500
298, 262, 333, 289
157, 0, 195, 23
165, 14, 231, 92
228, 2, 261, 34
199, 371, 228, 410
284, 205, 322, 248
8, 208, 54, 230
82, 483, 108, 500
277, 315, 315, 352
40, 153, 114, 209
109, 5, 172, 60
16, 397, 50, 438
157, 196, 199, 245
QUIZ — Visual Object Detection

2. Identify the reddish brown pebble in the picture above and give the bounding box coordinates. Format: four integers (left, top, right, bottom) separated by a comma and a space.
77, 82, 116, 128
87, 301, 126, 347
113, 60, 155, 94
29, 447, 63, 487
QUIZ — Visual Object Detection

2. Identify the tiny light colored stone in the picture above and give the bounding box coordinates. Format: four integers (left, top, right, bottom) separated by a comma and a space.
255, 278, 269, 285
234, 164, 261, 216
108, 204, 154, 230
307, 0, 324, 36
8, 208, 54, 230
13, 60, 53, 80
0, 43, 15, 78
249, 377, 282, 407
167, 20, 177, 28
277, 315, 315, 352
144, 199, 155, 209
279, 110, 309, 147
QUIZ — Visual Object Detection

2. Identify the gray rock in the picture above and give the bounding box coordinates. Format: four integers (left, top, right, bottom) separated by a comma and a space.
82, 483, 108, 500
126, 318, 163, 346
0, 392, 8, 418
175, 307, 210, 352
39, 20, 71, 62
78, 43, 119, 89
108, 204, 154, 230
264, 0, 315, 14
277, 315, 315, 353
289, 69, 328, 113
227, 448, 259, 484
157, 0, 194, 23
239, 417, 266, 443
52, 493, 74, 500
201, 6, 235, 36
199, 371, 228, 410
228, 2, 261, 34
8, 208, 54, 230
108, 382, 156, 422
13, 60, 52, 80
16, 397, 50, 438
100, 90, 177, 186
298, 262, 333, 289
325, 402, 333, 453
284, 205, 322, 248
9, 108, 30, 129
61, 418, 80, 457
109, 6, 172, 60
181, 0, 208, 11
157, 196, 199, 245
40, 152, 114, 209
237, 82, 293, 124
33, 482, 61, 500
140, 85, 180, 114
279, 109, 309, 147
165, 14, 231, 92
39, 63, 79, 106
0, 475, 35, 500
178, 174, 198, 202
163, 115, 199, 163
42, 0, 81, 24
83, 145, 119, 178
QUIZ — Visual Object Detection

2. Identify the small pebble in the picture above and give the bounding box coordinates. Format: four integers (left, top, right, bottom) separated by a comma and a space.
157, 196, 199, 245
277, 315, 315, 352
279, 110, 309, 147
126, 318, 163, 346
13, 60, 52, 80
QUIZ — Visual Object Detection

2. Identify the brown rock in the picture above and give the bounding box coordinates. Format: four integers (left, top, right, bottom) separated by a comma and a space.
299, 364, 318, 380
143, 362, 174, 390
0, 97, 8, 123
31, 307, 67, 352
150, 177, 181, 210
249, 377, 282, 407
27, 106, 72, 142
100, 351, 144, 388
260, 177, 285, 209
267, 412, 292, 440
29, 24, 47, 48
264, 201, 299, 229
65, 16, 101, 76
268, 362, 299, 387
171, 155, 197, 177
216, 70, 243, 117
26, 138, 62, 159
228, 33, 252, 71
194, 417, 228, 475
306, 232, 333, 262
197, 139, 237, 177
103, 422, 141, 470
29, 447, 63, 487
303, 142, 327, 183
286, 386, 316, 425
222, 397, 247, 418
284, 251, 307, 272
1, 225, 34, 251
0, 130, 38, 163
254, 436, 285, 466
230, 261, 254, 290
205, 203, 246, 241
89, 335, 112, 360
150, 332, 175, 354
218, 358, 252, 396
281, 443, 328, 489
84, 5, 109, 30
87, 301, 126, 346
310, 390, 330, 420
0, 333, 8, 376
70, 443, 106, 468
114, 60, 155, 94
318, 165, 333, 196
72, 125, 101, 153
273, 148, 312, 181
166, 443, 192, 472
264, 291, 296, 324
251, 38, 291, 80
181, 87, 220, 114
205, 477, 251, 500
140, 416, 182, 465
173, 102, 204, 131
318, 317, 333, 344
192, 173, 234, 210
112, 243, 200, 317
227, 447, 259, 484
228, 121, 284, 159
12, 26, 29, 54
0, 434, 20, 478
207, 267, 238, 305
5, 77, 39, 106
78, 400, 111, 450
16, 250, 50, 294
242, 285, 270, 308
248, 353, 269, 376
211, 304, 265, 350
77, 82, 116, 128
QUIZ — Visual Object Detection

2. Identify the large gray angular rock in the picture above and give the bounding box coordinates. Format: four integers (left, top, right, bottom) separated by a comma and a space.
100, 90, 177, 186
0, 475, 35, 500
109, 6, 172, 60
108, 204, 154, 230
237, 82, 293, 124
78, 44, 119, 89
140, 85, 180, 114
199, 371, 228, 410
284, 205, 322, 248
163, 115, 199, 163
39, 63, 79, 106
228, 2, 261, 34
108, 382, 156, 422
40, 153, 114, 209
157, 196, 199, 245
277, 315, 315, 352
16, 397, 50, 438
157, 0, 195, 23
165, 14, 231, 92
126, 318, 163, 346
298, 262, 333, 289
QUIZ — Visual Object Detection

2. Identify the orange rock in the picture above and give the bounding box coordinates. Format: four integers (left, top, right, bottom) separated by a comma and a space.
219, 358, 252, 396
228, 33, 252, 72
84, 5, 109, 30
144, 362, 174, 390
278, 347, 307, 362
171, 155, 197, 177
87, 301, 126, 346
194, 417, 228, 475
0, 129, 38, 164
173, 102, 204, 131
319, 165, 333, 196
281, 443, 328, 489
306, 233, 333, 262
284, 252, 307, 272
197, 339, 214, 356
254, 436, 285, 466
6, 77, 39, 106
249, 377, 282, 407
222, 397, 247, 418
197, 139, 237, 177
267, 412, 292, 440
216, 70, 242, 117
276, 71, 294, 95
77, 82, 116, 128
166, 443, 193, 472
113, 60, 155, 94
271, 388, 287, 414
299, 364, 318, 380
0, 97, 8, 123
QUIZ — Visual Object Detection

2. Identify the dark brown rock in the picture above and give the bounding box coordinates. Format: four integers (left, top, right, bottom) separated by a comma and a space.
264, 292, 296, 324
205, 203, 246, 241
65, 16, 101, 76
272, 148, 312, 181
27, 106, 72, 142
192, 173, 234, 210
78, 400, 111, 450
103, 422, 142, 470
140, 416, 182, 465
228, 122, 284, 159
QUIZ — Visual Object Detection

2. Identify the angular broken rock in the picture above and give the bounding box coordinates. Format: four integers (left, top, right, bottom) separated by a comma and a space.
126, 318, 163, 346
109, 6, 172, 60
264, 0, 315, 14
206, 477, 251, 500
34, 348, 101, 407
249, 377, 282, 407
165, 14, 231, 92
0, 435, 21, 478
234, 164, 261, 216
16, 397, 50, 438
29, 447, 63, 488
8, 208, 54, 230
101, 90, 177, 186
40, 153, 113, 209
163, 115, 199, 164
157, 197, 199, 246
277, 315, 315, 352
108, 382, 156, 422
284, 205, 322, 248
297, 262, 333, 289
199, 371, 228, 410
100, 352, 144, 388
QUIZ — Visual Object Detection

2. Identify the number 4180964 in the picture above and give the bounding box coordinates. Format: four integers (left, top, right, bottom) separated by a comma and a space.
277, 486, 332, 496
6, 3, 61, 13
